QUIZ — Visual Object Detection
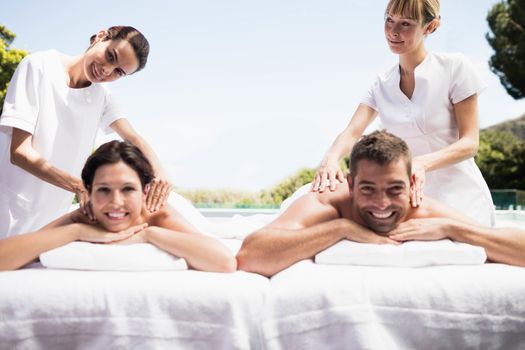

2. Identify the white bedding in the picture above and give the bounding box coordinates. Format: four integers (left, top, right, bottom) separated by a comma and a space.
0, 249, 268, 350
2, 190, 525, 349
263, 260, 525, 350
2, 241, 525, 349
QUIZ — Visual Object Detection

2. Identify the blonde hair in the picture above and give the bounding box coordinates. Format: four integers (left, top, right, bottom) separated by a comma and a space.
385, 0, 440, 25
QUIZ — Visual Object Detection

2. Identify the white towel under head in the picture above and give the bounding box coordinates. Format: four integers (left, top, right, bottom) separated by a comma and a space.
40, 242, 188, 271
315, 239, 487, 267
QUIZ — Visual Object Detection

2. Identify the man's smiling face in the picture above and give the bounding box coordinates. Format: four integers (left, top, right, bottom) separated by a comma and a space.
349, 158, 412, 234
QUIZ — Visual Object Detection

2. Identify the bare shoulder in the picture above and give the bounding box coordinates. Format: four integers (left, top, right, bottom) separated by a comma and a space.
41, 208, 90, 229
317, 180, 351, 205
148, 205, 200, 233
325, 180, 352, 213
408, 196, 476, 224
267, 184, 348, 230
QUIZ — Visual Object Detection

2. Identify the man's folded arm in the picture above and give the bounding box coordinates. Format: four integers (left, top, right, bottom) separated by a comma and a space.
448, 221, 525, 266
236, 219, 355, 277
236, 192, 344, 277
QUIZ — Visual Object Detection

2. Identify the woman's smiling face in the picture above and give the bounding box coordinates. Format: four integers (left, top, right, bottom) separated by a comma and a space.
83, 34, 139, 83
90, 161, 146, 232
384, 13, 428, 55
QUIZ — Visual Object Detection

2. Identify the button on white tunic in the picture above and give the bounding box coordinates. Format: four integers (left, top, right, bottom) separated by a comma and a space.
361, 52, 495, 226
0, 50, 122, 237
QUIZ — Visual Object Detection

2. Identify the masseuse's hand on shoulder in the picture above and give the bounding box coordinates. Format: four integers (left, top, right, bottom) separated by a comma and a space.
410, 158, 426, 207
312, 103, 378, 193
73, 181, 96, 221
312, 157, 345, 192
146, 171, 173, 212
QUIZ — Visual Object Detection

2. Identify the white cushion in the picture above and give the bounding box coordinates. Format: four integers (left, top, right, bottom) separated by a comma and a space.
40, 242, 188, 271
315, 239, 487, 267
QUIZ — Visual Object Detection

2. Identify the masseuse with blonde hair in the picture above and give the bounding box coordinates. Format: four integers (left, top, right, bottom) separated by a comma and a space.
0, 26, 172, 238
312, 0, 495, 226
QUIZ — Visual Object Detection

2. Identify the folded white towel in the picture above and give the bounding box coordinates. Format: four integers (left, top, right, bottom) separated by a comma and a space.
40, 242, 188, 271
315, 239, 487, 267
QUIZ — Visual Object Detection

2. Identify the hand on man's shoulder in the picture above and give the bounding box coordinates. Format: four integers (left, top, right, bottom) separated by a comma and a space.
312, 178, 351, 207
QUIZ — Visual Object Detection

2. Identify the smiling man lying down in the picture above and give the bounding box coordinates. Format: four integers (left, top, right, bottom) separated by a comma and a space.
236, 130, 525, 277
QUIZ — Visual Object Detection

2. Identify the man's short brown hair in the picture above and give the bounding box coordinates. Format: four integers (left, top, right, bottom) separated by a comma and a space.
349, 130, 412, 180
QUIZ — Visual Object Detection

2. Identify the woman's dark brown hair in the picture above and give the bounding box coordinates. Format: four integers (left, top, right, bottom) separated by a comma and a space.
89, 25, 150, 72
82, 140, 154, 192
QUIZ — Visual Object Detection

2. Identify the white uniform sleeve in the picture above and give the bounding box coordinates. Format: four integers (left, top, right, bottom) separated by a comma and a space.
360, 78, 379, 111
0, 55, 41, 135
449, 54, 487, 104
99, 87, 124, 134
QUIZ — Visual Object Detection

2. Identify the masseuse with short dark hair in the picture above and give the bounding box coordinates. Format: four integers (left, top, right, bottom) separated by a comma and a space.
0, 26, 172, 238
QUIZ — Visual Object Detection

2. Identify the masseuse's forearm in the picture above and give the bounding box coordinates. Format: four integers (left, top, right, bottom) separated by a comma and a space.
111, 119, 166, 177
448, 221, 525, 267
323, 104, 377, 162
324, 130, 358, 163
122, 133, 165, 176
12, 151, 84, 193
11, 130, 84, 194
146, 227, 236, 272
0, 225, 79, 271
237, 219, 350, 277
413, 135, 478, 173
417, 94, 480, 172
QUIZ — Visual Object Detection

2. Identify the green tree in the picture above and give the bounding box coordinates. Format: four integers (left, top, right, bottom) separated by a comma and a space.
260, 158, 350, 205
0, 25, 28, 114
484, 113, 525, 139
475, 130, 525, 189
486, 0, 525, 99
260, 167, 316, 205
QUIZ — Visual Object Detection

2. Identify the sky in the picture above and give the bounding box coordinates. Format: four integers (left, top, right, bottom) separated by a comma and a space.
3, 0, 525, 191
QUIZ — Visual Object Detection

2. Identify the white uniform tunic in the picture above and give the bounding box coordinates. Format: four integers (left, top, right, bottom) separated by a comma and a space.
361, 52, 495, 226
0, 50, 122, 237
